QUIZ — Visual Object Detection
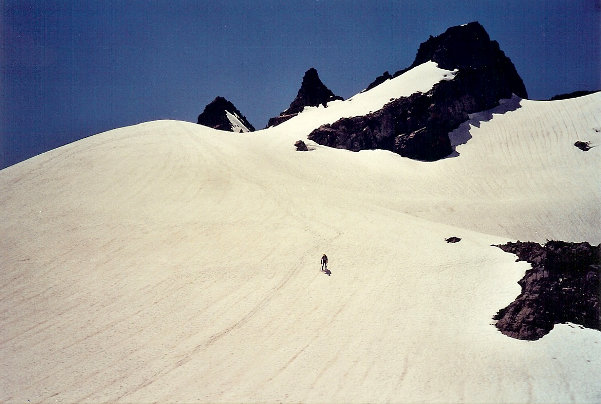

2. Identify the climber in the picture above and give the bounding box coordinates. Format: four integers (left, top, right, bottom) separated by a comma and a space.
321, 253, 328, 272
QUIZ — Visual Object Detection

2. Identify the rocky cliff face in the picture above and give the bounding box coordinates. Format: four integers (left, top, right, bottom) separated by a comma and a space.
494, 241, 600, 340
267, 68, 343, 128
197, 96, 255, 133
309, 22, 528, 161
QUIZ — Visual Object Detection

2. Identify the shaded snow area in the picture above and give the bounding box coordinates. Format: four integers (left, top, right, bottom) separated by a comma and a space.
1, 63, 600, 402
225, 110, 251, 133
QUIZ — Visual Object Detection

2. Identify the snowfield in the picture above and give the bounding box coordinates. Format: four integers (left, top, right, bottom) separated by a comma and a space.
1, 62, 600, 403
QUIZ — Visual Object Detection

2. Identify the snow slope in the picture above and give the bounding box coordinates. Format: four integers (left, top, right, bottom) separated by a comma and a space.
225, 110, 251, 133
1, 62, 600, 402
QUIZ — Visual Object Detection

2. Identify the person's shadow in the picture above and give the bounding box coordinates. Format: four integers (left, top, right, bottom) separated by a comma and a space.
323, 268, 332, 276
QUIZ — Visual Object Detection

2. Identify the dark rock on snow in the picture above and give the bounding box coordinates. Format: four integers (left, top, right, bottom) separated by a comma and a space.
309, 22, 528, 161
574, 141, 592, 151
294, 140, 309, 151
266, 114, 297, 128
197, 96, 255, 132
267, 68, 343, 128
494, 240, 600, 340
445, 237, 461, 243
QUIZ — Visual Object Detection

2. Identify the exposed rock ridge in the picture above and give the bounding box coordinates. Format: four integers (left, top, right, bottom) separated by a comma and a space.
197, 96, 255, 132
267, 68, 343, 128
494, 240, 600, 340
309, 22, 528, 161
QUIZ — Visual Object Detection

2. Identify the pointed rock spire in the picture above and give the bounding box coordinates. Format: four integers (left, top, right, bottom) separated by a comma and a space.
197, 96, 255, 133
284, 68, 343, 115
267, 68, 343, 127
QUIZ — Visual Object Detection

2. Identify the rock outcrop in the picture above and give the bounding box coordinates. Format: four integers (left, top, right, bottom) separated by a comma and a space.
574, 141, 592, 151
309, 22, 528, 161
197, 96, 255, 133
494, 240, 600, 340
294, 140, 309, 151
267, 68, 343, 128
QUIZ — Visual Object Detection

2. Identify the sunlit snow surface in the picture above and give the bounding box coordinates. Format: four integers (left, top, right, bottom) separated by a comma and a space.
1, 62, 600, 403
225, 110, 251, 133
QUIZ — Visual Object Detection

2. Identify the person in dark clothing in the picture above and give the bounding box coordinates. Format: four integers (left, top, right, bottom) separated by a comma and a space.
321, 254, 328, 272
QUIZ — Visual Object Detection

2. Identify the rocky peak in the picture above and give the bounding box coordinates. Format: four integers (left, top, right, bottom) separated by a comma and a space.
197, 96, 255, 133
309, 22, 529, 161
404, 21, 527, 98
267, 68, 343, 127
412, 22, 493, 70
285, 68, 344, 115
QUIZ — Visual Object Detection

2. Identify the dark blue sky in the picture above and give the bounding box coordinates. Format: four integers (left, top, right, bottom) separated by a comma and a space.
1, 0, 599, 168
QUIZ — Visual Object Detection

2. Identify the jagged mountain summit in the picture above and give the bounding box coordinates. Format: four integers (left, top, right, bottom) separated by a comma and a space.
267, 68, 343, 127
401, 21, 527, 98
310, 21, 528, 161
197, 96, 255, 133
